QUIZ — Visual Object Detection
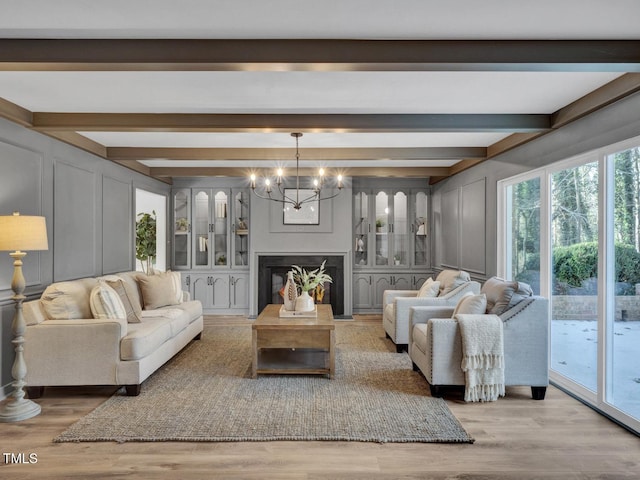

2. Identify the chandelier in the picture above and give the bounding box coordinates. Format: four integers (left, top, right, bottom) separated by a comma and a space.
250, 133, 343, 210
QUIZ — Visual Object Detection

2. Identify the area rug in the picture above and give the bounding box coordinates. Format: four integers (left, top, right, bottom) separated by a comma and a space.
54, 323, 474, 444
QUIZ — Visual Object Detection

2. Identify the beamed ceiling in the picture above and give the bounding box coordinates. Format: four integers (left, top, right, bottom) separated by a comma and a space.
1, 1, 640, 185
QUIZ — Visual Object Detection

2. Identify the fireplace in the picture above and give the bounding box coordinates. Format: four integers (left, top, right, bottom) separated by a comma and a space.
258, 255, 345, 317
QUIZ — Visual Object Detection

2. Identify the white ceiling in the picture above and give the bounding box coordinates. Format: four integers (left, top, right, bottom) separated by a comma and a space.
2, 0, 639, 40
0, 1, 639, 179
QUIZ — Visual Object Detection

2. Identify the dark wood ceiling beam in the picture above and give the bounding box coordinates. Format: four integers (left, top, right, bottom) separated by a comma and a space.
1, 39, 639, 72
0, 96, 33, 127
33, 113, 550, 133
108, 146, 486, 161
150, 166, 447, 178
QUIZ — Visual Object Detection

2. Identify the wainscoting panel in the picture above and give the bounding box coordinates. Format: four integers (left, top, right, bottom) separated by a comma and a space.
440, 188, 459, 268
102, 175, 132, 274
460, 178, 486, 275
0, 140, 45, 293
54, 161, 97, 280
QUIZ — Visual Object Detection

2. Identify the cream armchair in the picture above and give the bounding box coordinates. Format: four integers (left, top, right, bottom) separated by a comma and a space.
408, 287, 549, 400
382, 269, 480, 352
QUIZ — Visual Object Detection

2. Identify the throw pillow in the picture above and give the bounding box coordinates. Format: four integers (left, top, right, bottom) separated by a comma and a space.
105, 278, 143, 323
41, 278, 98, 320
453, 293, 487, 316
481, 276, 533, 316
435, 269, 471, 296
138, 272, 182, 310
417, 278, 440, 298
149, 269, 183, 305
89, 281, 127, 320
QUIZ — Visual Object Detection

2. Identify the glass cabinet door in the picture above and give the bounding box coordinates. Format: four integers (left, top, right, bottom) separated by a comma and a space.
353, 191, 369, 267
193, 189, 211, 267
213, 191, 228, 266
392, 191, 408, 266
233, 190, 249, 267
173, 189, 190, 268
375, 191, 389, 265
413, 191, 428, 266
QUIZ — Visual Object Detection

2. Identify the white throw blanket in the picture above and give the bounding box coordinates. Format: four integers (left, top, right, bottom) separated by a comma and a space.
456, 314, 505, 402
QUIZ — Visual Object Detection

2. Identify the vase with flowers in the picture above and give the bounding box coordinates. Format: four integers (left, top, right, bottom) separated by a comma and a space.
291, 260, 333, 312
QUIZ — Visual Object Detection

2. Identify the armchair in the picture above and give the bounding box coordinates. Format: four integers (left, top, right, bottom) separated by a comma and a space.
408, 295, 549, 400
382, 269, 480, 352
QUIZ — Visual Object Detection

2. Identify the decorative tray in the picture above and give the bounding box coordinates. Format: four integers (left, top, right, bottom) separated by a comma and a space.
278, 305, 318, 318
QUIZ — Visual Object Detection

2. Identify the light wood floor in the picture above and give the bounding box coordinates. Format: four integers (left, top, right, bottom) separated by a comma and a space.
1, 315, 638, 479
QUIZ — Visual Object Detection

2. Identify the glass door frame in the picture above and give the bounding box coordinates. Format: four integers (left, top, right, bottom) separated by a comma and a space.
498, 135, 640, 434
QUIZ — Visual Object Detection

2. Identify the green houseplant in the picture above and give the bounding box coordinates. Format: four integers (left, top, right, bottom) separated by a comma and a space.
291, 260, 333, 312
136, 211, 156, 274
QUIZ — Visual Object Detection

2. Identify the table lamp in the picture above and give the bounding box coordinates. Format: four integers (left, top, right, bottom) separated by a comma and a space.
0, 212, 48, 422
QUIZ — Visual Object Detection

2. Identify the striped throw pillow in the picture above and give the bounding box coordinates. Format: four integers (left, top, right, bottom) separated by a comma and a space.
90, 281, 127, 320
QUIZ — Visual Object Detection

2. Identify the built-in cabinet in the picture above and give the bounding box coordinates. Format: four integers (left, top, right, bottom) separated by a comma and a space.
172, 187, 250, 313
353, 180, 430, 312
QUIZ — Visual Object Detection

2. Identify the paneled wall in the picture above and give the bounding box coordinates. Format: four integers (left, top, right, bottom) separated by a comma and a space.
0, 117, 169, 396
434, 178, 486, 277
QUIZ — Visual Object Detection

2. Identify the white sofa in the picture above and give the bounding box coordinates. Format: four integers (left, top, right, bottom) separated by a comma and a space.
382, 269, 480, 352
22, 271, 203, 397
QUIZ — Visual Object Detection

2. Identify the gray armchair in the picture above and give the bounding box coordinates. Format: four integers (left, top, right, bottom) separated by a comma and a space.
382, 269, 480, 352
408, 295, 549, 400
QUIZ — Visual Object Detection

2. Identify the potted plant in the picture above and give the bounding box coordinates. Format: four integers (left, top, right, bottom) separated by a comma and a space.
136, 211, 156, 274
376, 218, 385, 232
291, 260, 333, 312
176, 217, 188, 232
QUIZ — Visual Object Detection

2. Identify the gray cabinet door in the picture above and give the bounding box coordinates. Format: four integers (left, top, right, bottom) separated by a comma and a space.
191, 274, 214, 309
392, 274, 412, 291
211, 274, 231, 310
353, 274, 373, 310
230, 273, 249, 309
373, 275, 392, 309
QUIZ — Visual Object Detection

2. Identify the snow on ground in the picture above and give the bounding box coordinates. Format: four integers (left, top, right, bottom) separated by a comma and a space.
551, 319, 640, 420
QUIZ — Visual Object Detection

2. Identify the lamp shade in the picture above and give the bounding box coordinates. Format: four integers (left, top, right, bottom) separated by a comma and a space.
0, 213, 49, 252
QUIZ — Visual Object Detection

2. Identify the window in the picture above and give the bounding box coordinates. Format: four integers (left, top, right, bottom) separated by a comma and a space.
135, 189, 167, 272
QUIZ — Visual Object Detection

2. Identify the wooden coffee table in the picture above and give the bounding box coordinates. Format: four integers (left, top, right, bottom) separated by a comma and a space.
252, 304, 335, 378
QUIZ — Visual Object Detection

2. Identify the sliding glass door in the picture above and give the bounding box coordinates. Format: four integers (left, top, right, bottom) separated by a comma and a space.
499, 135, 640, 434
609, 146, 640, 420
550, 161, 599, 393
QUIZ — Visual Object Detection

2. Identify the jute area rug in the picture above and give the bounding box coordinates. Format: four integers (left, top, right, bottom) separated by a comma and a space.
54, 323, 473, 444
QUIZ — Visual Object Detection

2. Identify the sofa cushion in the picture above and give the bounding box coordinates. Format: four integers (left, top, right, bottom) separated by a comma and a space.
138, 272, 182, 310
481, 276, 533, 316
105, 278, 142, 323
90, 281, 127, 320
453, 293, 487, 316
412, 323, 428, 355
41, 277, 98, 320
436, 270, 471, 296
161, 300, 203, 324
141, 308, 190, 337
120, 317, 173, 361
417, 278, 440, 298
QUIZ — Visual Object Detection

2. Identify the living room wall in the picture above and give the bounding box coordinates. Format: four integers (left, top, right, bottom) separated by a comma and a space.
0, 117, 170, 398
431, 90, 640, 281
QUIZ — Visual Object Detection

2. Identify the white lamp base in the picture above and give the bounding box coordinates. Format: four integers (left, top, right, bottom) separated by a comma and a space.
0, 397, 41, 423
